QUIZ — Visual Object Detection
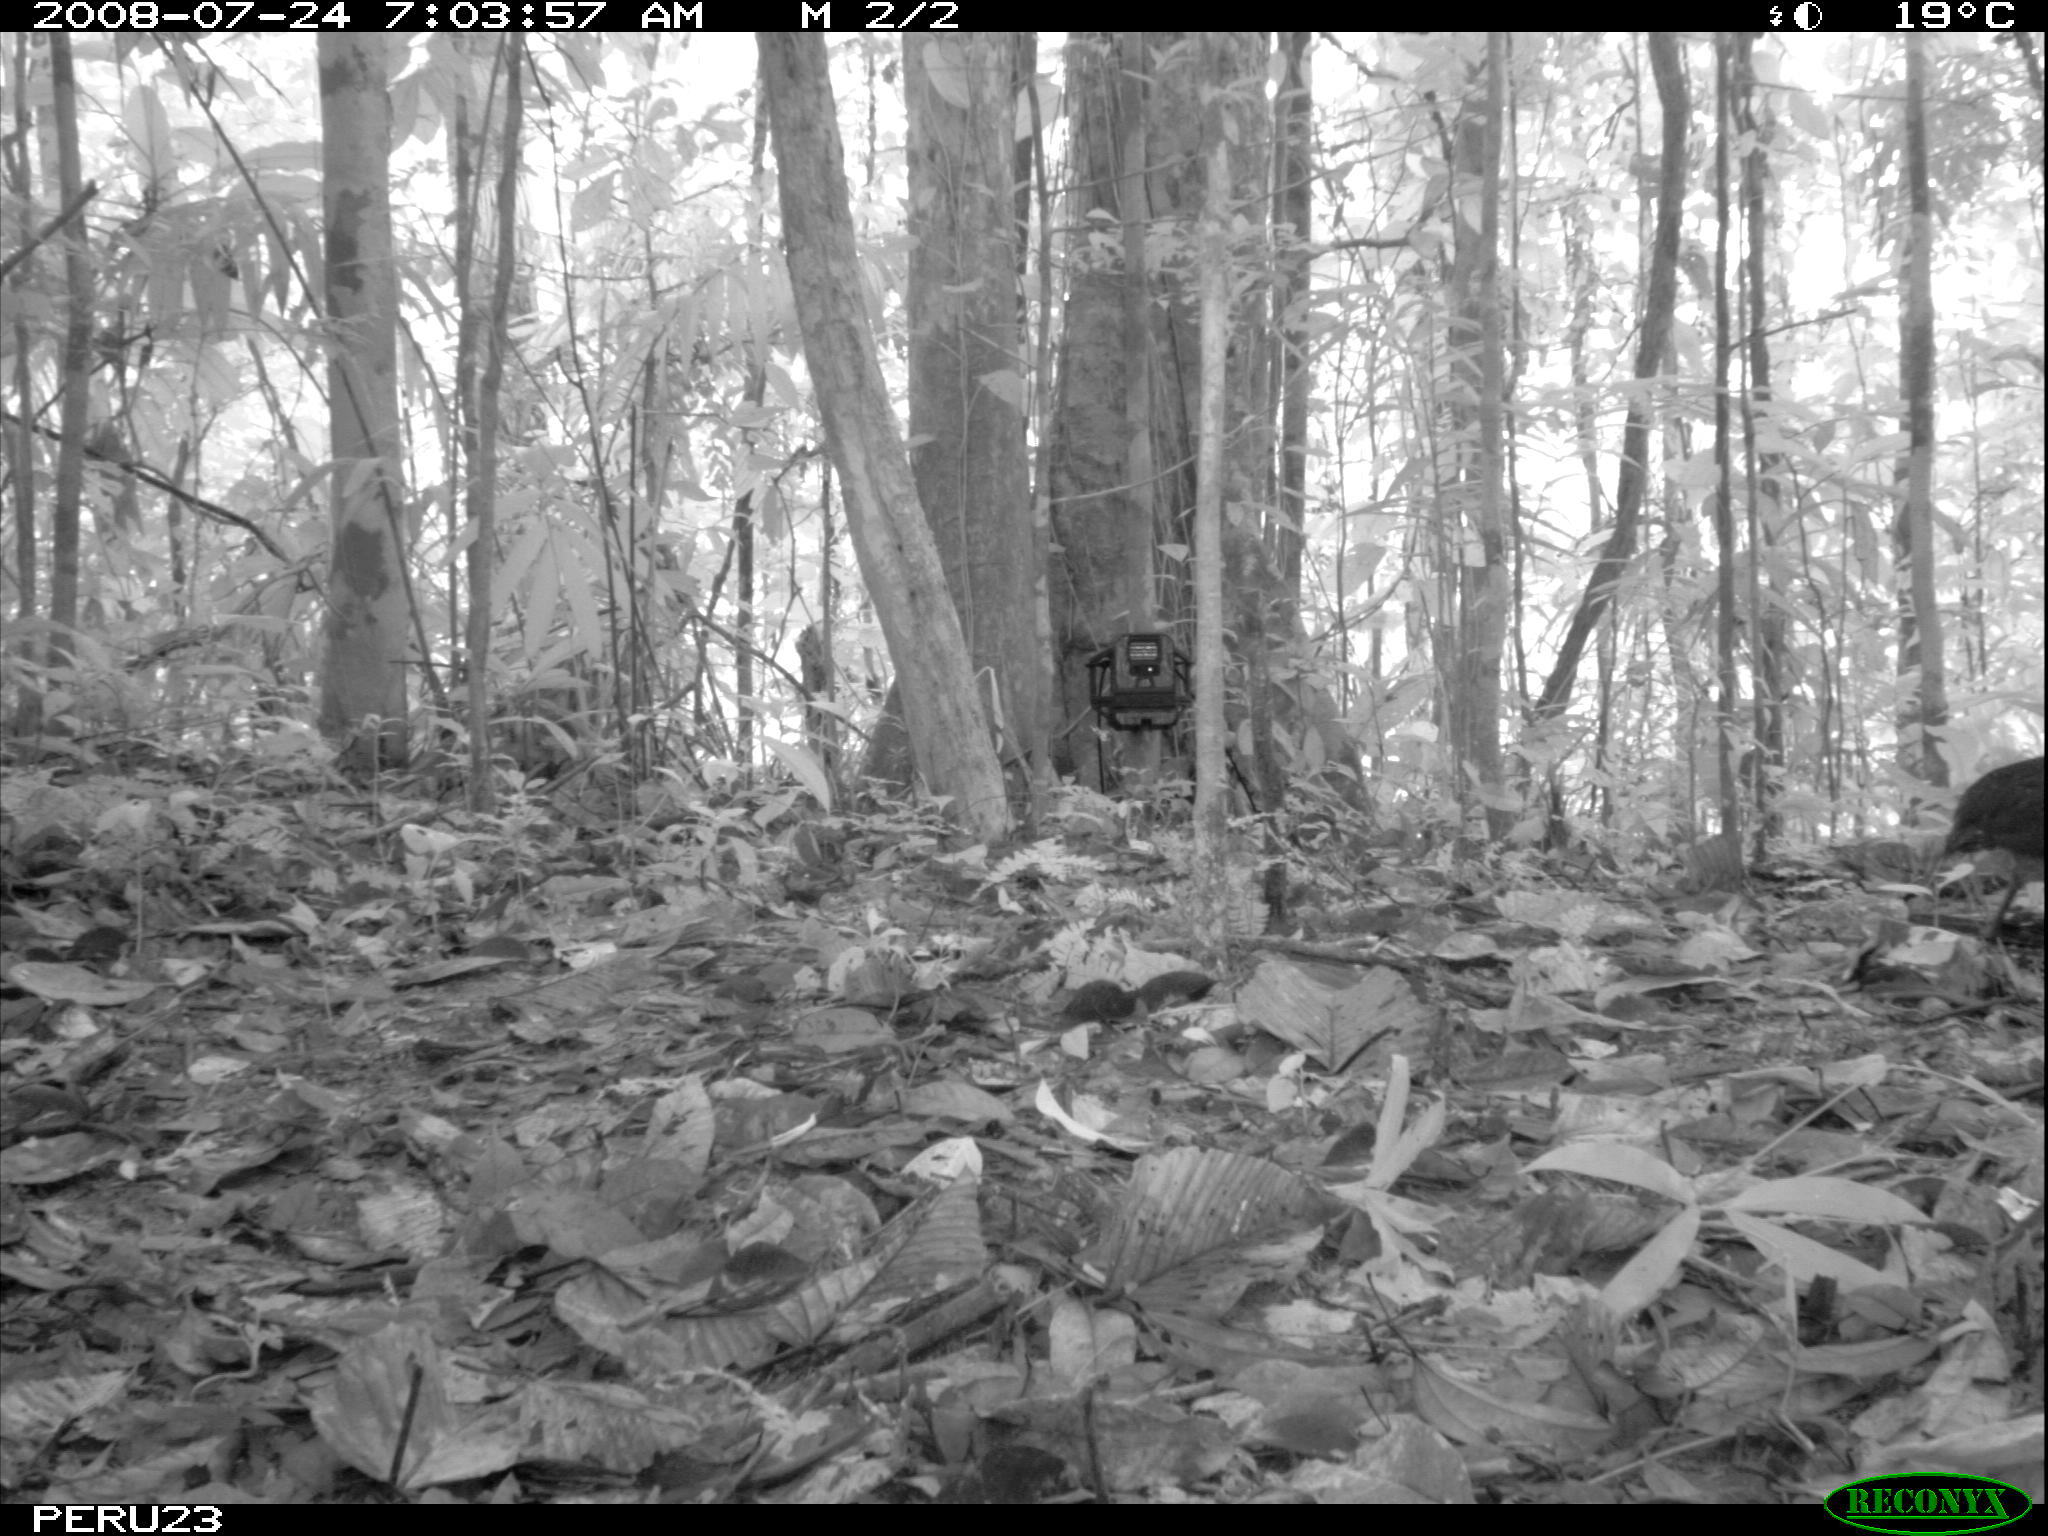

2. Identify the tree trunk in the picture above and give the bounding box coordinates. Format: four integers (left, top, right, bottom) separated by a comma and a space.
902, 35, 1044, 786
44, 34, 89, 733
1534, 34, 1687, 727
1893, 35, 1948, 793
317, 34, 412, 776
759, 32, 1008, 839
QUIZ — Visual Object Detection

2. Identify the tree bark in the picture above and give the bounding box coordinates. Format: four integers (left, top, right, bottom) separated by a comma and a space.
317, 34, 412, 775
759, 33, 1008, 838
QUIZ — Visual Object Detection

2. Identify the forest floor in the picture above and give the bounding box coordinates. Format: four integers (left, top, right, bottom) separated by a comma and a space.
0, 748, 2041, 1505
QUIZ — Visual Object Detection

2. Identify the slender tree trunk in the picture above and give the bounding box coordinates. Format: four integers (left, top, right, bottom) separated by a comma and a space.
1535, 34, 1687, 725
1893, 36, 1948, 791
317, 34, 413, 775
758, 32, 1008, 838
45, 34, 89, 720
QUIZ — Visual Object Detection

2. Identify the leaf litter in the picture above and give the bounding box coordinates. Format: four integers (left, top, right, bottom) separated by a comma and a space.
0, 761, 2041, 1505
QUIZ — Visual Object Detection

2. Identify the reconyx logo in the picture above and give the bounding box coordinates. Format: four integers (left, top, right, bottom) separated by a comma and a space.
1825, 1473, 2032, 1534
